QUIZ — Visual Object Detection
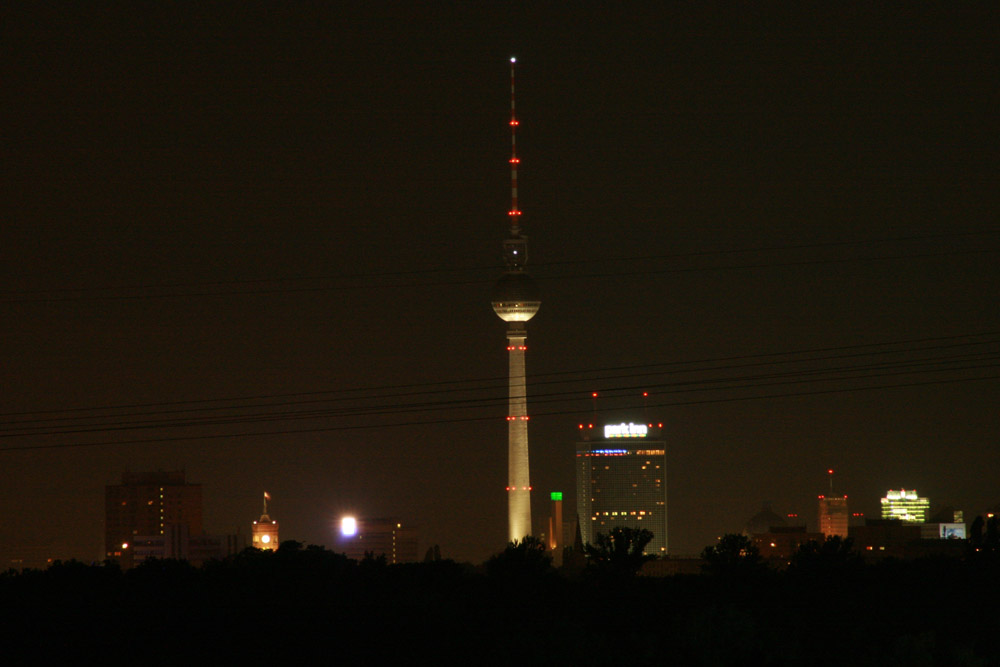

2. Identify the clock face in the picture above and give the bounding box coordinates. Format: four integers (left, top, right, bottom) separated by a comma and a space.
261, 534, 271, 544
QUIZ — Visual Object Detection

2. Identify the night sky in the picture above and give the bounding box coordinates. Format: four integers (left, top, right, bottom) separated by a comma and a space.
3, 4, 998, 565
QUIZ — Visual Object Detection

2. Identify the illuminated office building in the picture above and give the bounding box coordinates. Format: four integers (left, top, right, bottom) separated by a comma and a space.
105, 470, 203, 560
880, 489, 930, 523
575, 422, 668, 555
252, 491, 279, 551
818, 495, 849, 538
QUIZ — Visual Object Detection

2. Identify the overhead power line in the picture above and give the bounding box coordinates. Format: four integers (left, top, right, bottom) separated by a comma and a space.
1, 372, 997, 454
1, 332, 998, 452
4, 330, 998, 420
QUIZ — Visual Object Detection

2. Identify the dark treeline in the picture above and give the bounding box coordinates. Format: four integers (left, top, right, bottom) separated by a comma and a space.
2, 536, 999, 665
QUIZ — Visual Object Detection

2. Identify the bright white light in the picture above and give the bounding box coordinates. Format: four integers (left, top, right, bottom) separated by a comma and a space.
261, 534, 271, 544
510, 57, 516, 63
604, 422, 648, 438
341, 516, 357, 537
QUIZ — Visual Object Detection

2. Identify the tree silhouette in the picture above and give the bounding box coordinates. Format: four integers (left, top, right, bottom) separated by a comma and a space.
789, 536, 862, 576
968, 514, 1000, 559
701, 534, 767, 576
485, 536, 553, 580
583, 527, 655, 577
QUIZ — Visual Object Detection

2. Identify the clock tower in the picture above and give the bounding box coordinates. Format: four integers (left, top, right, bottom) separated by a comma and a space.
252, 491, 279, 551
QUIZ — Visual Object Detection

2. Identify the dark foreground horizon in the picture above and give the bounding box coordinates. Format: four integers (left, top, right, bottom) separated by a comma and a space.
3, 538, 998, 665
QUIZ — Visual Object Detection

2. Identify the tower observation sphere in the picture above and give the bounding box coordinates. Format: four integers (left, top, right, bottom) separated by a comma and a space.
491, 271, 540, 322
493, 57, 539, 544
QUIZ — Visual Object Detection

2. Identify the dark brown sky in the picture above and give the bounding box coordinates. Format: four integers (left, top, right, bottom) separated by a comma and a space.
2, 4, 998, 564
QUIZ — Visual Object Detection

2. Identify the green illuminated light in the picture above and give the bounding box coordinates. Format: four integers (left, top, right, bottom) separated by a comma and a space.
551, 492, 563, 501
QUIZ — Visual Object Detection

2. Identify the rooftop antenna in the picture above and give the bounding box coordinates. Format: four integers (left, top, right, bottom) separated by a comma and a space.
508, 56, 521, 234
827, 469, 835, 495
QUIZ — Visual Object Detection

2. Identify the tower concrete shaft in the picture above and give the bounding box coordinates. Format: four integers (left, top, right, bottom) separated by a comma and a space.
506, 324, 531, 542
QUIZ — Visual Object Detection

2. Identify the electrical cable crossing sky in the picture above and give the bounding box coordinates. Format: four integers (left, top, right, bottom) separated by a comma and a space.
491, 57, 541, 543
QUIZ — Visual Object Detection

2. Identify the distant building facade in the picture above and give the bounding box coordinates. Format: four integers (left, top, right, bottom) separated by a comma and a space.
751, 526, 825, 561
920, 523, 966, 540
880, 489, 930, 523
128, 524, 244, 567
818, 495, 849, 538
576, 422, 667, 555
105, 470, 203, 560
335, 518, 419, 564
744, 503, 787, 536
850, 519, 965, 560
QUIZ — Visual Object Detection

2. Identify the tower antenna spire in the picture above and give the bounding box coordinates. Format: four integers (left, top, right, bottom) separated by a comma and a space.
508, 56, 521, 234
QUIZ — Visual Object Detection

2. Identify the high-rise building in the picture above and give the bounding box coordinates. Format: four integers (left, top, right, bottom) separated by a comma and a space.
575, 422, 668, 555
492, 57, 540, 543
880, 489, 930, 523
818, 468, 849, 538
105, 470, 203, 560
335, 517, 419, 564
818, 496, 849, 538
252, 491, 279, 551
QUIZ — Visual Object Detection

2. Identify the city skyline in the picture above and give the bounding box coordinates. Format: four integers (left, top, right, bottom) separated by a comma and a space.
2, 5, 998, 564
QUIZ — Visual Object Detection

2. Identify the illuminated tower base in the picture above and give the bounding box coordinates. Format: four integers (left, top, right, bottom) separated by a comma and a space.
506, 324, 531, 542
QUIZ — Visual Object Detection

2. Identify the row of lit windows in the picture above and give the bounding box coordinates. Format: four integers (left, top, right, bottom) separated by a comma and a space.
577, 450, 665, 457
591, 472, 663, 483
592, 510, 653, 517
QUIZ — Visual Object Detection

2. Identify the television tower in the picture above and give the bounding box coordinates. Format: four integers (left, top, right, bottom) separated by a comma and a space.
492, 57, 540, 543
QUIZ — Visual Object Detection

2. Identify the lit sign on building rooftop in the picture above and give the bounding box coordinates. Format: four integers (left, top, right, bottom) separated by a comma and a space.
604, 423, 648, 439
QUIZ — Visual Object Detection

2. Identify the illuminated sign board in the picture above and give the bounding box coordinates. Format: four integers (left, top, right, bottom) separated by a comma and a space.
604, 422, 648, 438
938, 523, 966, 539
550, 492, 563, 501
